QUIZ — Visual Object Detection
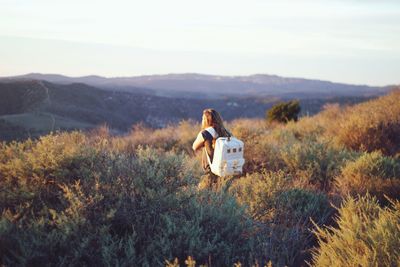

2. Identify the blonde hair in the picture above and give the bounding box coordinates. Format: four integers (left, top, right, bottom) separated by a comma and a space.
201, 108, 231, 137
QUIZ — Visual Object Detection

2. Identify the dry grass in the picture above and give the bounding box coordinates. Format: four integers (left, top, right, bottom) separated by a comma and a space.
324, 90, 400, 155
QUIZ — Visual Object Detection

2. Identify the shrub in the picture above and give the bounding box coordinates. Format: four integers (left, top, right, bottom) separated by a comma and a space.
278, 133, 355, 191
107, 120, 200, 156
230, 170, 290, 221
161, 191, 255, 266
274, 189, 333, 224
328, 90, 400, 156
311, 195, 400, 267
229, 118, 270, 141
267, 100, 301, 123
121, 123, 179, 152
282, 118, 324, 143
231, 122, 355, 188
230, 172, 333, 266
0, 132, 92, 213
256, 188, 333, 267
335, 151, 400, 203
238, 129, 283, 173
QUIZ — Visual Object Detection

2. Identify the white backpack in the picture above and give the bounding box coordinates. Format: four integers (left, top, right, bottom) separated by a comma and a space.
204, 127, 245, 177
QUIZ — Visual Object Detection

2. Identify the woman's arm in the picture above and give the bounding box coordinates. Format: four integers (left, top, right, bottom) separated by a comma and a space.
192, 132, 204, 151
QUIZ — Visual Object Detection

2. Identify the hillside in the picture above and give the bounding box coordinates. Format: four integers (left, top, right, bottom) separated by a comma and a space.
0, 80, 376, 141
1, 90, 399, 266
2, 73, 392, 99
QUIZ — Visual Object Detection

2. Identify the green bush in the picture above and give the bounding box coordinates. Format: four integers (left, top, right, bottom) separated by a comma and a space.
267, 100, 301, 123
278, 133, 355, 191
230, 170, 289, 221
230, 172, 333, 266
0, 132, 93, 214
256, 189, 333, 267
275, 189, 333, 223
311, 195, 400, 267
233, 126, 355, 189
335, 151, 400, 203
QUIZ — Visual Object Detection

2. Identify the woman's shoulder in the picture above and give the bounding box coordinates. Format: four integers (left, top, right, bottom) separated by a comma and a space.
201, 127, 217, 140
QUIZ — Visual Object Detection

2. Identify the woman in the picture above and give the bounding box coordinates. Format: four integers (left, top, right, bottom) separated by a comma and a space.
192, 108, 231, 191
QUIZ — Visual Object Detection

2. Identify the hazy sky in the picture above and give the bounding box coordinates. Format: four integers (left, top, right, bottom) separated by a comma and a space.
1, 0, 399, 85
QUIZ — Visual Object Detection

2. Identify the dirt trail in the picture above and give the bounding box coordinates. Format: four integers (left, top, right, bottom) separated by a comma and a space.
38, 81, 55, 132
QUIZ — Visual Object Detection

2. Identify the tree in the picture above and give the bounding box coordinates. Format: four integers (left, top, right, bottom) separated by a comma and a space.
266, 100, 301, 123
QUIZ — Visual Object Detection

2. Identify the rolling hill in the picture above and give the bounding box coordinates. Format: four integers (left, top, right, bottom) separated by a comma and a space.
0, 79, 381, 141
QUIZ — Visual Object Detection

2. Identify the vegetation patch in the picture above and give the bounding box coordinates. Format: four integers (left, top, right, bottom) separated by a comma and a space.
1, 90, 400, 266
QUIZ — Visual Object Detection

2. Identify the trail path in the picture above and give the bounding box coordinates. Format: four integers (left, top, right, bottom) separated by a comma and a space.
38, 81, 55, 132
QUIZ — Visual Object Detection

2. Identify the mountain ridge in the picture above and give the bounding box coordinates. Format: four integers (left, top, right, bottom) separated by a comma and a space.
4, 72, 395, 87
1, 72, 393, 99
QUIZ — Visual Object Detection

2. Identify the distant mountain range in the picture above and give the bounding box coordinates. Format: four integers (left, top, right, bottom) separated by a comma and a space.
1, 73, 393, 99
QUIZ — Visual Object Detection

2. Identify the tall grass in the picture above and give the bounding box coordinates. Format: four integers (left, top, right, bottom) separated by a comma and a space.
325, 90, 400, 155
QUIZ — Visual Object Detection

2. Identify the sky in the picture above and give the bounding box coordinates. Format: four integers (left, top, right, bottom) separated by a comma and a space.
0, 0, 399, 86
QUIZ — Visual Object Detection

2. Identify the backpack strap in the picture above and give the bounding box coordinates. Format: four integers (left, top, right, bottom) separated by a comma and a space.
204, 127, 218, 166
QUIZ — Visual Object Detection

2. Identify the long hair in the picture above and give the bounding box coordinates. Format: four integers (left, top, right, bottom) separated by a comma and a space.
201, 108, 231, 137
